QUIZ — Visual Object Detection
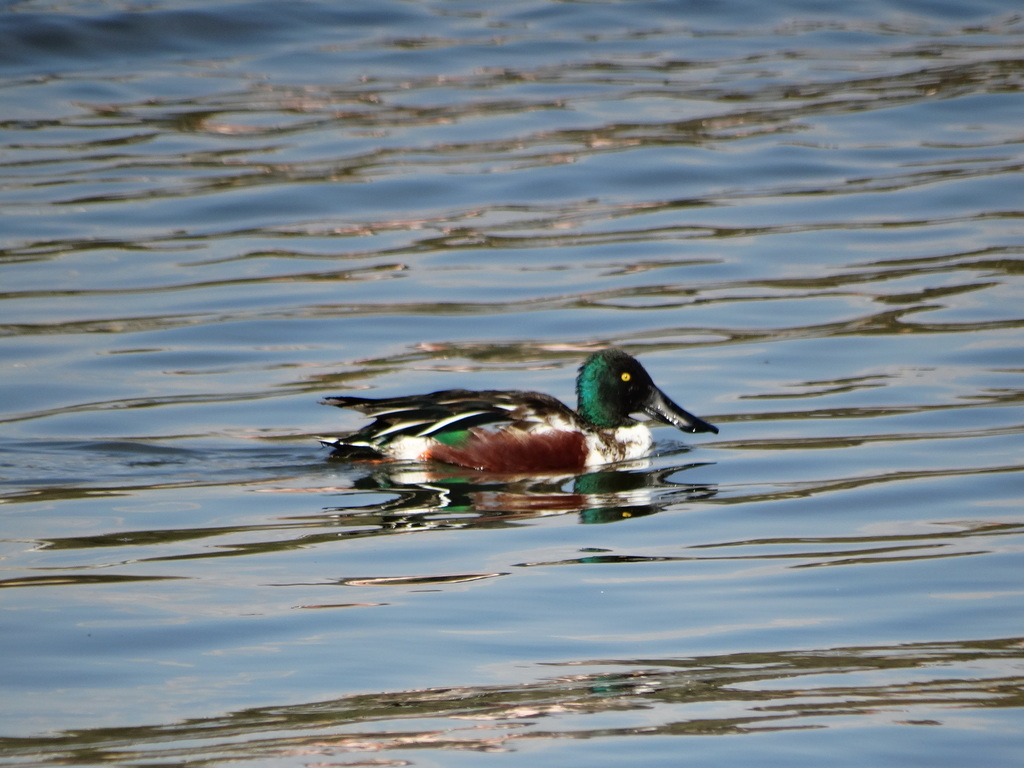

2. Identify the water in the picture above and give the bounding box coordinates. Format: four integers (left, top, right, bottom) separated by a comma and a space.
1, 0, 1023, 765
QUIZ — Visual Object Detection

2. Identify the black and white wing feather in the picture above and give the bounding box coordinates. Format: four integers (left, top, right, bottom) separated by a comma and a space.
319, 389, 577, 456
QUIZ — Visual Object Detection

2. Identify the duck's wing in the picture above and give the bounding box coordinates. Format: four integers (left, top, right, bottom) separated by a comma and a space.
320, 389, 577, 451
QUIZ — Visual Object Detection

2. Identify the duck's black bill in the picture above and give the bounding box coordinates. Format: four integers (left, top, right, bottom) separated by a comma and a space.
643, 387, 719, 435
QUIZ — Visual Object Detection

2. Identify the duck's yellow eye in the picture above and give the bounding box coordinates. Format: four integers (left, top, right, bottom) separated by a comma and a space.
621, 372, 631, 382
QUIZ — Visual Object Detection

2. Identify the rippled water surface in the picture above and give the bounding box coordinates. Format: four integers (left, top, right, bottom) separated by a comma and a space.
1, 1, 1023, 766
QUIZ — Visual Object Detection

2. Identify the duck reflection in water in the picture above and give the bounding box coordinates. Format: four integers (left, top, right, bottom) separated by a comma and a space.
318, 455, 717, 533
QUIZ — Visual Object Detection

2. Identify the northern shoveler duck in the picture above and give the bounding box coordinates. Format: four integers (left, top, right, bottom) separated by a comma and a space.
320, 348, 718, 473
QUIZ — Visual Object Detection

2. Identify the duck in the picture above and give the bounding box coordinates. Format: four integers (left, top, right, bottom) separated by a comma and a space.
319, 348, 718, 473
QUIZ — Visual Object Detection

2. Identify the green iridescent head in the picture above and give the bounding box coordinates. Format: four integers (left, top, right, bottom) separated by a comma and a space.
575, 348, 719, 434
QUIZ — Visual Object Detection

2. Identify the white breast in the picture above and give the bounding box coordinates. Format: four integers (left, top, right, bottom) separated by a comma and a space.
584, 424, 653, 466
